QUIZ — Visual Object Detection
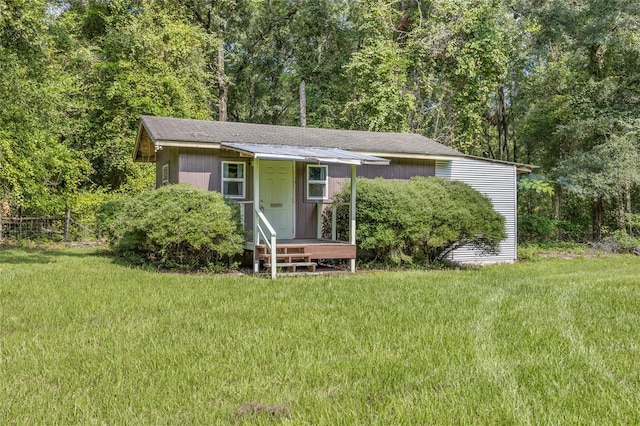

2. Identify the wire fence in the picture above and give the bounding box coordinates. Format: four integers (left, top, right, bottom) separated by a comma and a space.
0, 215, 98, 242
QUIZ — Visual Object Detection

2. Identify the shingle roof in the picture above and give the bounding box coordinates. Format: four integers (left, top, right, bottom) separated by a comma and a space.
140, 115, 464, 158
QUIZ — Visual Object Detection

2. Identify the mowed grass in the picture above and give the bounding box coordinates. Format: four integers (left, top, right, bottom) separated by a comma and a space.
1, 247, 640, 424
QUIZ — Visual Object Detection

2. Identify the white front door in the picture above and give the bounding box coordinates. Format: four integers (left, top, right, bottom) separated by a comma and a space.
259, 160, 294, 239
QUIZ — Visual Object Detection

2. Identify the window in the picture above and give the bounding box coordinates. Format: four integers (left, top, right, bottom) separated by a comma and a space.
307, 165, 328, 200
222, 161, 246, 198
161, 163, 169, 186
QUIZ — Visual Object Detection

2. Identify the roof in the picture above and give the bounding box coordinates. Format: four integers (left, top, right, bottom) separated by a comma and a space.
133, 116, 535, 172
464, 155, 536, 174
221, 142, 390, 166
134, 115, 465, 161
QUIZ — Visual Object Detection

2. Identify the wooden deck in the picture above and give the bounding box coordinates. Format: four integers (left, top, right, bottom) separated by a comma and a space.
253, 239, 356, 272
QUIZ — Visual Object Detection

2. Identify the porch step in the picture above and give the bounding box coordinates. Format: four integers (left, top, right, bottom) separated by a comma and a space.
264, 262, 317, 273
256, 244, 310, 261
263, 253, 312, 262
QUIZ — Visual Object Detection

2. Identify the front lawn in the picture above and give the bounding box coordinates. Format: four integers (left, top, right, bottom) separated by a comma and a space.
1, 247, 639, 424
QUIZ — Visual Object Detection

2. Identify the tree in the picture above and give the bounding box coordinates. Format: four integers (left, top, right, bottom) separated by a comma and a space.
513, 0, 640, 240
341, 39, 414, 132
55, 0, 215, 190
0, 0, 90, 215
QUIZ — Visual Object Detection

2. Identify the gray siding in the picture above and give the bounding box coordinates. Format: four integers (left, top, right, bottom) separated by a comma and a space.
178, 148, 253, 197
436, 159, 517, 263
358, 158, 435, 179
296, 158, 436, 239
156, 146, 179, 188
178, 148, 254, 235
295, 163, 314, 238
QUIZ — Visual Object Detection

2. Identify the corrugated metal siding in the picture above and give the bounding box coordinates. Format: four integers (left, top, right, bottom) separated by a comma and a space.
436, 158, 517, 263
435, 160, 451, 179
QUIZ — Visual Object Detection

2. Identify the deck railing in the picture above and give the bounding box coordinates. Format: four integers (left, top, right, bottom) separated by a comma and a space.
316, 202, 348, 242
255, 208, 277, 279
235, 200, 253, 236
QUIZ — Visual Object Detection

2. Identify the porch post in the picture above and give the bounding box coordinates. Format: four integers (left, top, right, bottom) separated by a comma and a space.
350, 164, 356, 273
253, 158, 260, 274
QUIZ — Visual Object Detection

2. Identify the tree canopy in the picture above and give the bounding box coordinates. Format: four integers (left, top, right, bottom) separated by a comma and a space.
1, 0, 640, 241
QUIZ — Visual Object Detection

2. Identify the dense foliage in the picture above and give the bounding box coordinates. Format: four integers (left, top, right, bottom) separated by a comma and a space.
2, 0, 640, 245
328, 177, 506, 265
99, 184, 244, 270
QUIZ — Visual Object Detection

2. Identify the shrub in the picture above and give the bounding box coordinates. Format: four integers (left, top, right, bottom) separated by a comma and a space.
518, 213, 556, 242
327, 177, 506, 265
95, 196, 130, 241
99, 184, 244, 270
597, 229, 640, 254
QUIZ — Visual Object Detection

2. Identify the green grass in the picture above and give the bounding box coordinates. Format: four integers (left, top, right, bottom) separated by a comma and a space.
2, 247, 640, 424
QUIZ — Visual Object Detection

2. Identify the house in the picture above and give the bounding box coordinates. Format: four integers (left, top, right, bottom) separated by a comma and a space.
133, 115, 532, 276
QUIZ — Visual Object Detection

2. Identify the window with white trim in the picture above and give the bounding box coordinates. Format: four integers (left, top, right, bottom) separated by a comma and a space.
222, 161, 246, 199
161, 163, 169, 186
307, 165, 328, 200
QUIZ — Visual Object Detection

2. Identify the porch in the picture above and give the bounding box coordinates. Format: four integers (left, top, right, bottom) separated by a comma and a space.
223, 142, 388, 278
254, 239, 356, 273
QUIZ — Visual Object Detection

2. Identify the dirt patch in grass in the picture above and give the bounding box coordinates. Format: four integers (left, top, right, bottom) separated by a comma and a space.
535, 249, 601, 260
235, 402, 291, 420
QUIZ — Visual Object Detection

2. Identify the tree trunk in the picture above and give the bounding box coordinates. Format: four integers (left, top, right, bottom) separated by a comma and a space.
218, 46, 228, 122
592, 196, 604, 241
64, 206, 71, 242
299, 80, 306, 127
497, 86, 510, 161
510, 86, 517, 163
618, 193, 626, 232
555, 188, 562, 240
624, 182, 632, 236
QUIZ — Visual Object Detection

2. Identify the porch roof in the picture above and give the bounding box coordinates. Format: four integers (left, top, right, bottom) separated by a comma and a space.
220, 142, 390, 165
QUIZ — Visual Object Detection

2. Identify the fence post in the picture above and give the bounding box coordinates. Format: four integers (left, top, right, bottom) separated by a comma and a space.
64, 207, 71, 242
0, 208, 3, 242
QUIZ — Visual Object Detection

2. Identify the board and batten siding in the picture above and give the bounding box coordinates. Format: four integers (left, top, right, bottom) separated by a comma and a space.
177, 148, 251, 194
156, 146, 179, 188
178, 148, 255, 234
295, 158, 436, 238
436, 158, 517, 263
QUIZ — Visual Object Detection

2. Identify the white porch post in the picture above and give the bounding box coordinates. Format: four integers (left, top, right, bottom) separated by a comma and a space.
350, 164, 356, 273
253, 158, 260, 274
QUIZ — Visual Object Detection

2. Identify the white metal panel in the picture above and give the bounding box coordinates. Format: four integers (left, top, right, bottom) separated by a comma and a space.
438, 158, 517, 264
220, 142, 390, 165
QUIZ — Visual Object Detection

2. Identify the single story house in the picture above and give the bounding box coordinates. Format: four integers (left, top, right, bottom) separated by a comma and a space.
133, 115, 532, 277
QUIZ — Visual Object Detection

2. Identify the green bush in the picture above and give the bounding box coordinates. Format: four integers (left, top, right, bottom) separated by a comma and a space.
95, 196, 130, 241
98, 184, 244, 270
518, 213, 557, 242
327, 177, 506, 265
597, 229, 640, 254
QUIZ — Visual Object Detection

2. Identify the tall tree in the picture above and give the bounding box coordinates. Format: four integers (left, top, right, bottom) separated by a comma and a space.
0, 0, 89, 215
56, 0, 215, 190
513, 0, 640, 237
